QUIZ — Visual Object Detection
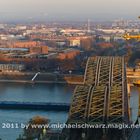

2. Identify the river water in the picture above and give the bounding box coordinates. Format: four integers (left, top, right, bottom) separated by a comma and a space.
0, 83, 139, 140
0, 83, 75, 140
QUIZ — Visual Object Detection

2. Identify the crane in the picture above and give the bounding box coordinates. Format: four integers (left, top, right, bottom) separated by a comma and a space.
123, 33, 140, 40
123, 16, 140, 40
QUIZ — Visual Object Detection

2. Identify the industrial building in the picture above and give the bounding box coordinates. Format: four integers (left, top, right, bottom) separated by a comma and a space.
0, 64, 25, 72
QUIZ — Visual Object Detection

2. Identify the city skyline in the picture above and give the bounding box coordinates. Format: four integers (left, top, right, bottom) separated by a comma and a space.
0, 0, 140, 22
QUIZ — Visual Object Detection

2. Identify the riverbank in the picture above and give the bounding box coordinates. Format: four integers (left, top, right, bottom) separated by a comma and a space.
1, 69, 139, 85
0, 72, 84, 85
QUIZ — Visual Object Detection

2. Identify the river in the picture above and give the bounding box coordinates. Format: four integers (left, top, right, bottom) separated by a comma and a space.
0, 83, 75, 140
0, 83, 139, 140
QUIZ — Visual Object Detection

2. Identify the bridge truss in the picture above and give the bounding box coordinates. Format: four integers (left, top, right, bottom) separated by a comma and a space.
66, 56, 130, 140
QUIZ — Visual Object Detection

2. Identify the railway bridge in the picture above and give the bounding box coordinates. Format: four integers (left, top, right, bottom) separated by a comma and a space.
64, 56, 130, 140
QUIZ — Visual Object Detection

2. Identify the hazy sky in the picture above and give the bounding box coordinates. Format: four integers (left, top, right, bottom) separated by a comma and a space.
0, 0, 140, 22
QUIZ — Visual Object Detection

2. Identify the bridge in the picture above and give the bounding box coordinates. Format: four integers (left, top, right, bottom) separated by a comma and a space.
63, 56, 130, 140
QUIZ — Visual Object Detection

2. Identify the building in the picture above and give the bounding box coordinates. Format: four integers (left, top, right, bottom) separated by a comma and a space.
29, 46, 48, 54
100, 35, 111, 42
80, 37, 94, 50
68, 38, 81, 47
57, 49, 80, 60
67, 36, 93, 47
0, 64, 25, 72
96, 42, 113, 48
41, 46, 49, 54
13, 41, 40, 48
56, 41, 66, 47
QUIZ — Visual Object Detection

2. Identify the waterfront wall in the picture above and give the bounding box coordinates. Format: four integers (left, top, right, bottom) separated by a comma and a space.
0, 72, 84, 84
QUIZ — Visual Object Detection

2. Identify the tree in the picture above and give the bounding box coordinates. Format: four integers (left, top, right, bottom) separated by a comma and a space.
23, 116, 50, 140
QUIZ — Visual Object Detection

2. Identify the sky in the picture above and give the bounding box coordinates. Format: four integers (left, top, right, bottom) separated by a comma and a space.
0, 0, 140, 22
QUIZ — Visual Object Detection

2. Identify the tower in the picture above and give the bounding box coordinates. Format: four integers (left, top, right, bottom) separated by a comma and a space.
87, 19, 90, 33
